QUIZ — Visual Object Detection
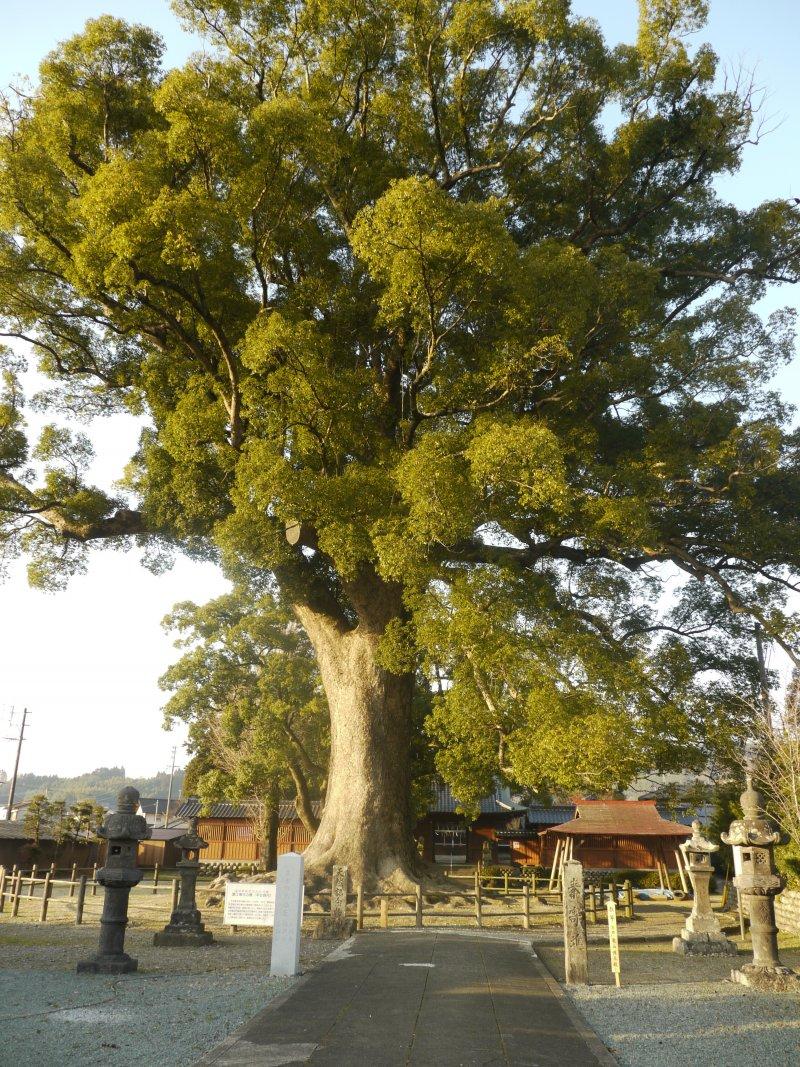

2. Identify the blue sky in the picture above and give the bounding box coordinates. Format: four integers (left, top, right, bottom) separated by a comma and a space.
0, 1, 797, 776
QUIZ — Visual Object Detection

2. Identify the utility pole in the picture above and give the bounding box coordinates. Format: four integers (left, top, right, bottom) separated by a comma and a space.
163, 745, 177, 829
5, 708, 28, 821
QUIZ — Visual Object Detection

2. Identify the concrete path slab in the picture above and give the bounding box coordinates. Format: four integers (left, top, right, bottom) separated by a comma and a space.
197, 931, 616, 1066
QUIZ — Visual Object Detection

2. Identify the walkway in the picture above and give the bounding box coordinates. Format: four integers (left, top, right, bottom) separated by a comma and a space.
197, 930, 616, 1066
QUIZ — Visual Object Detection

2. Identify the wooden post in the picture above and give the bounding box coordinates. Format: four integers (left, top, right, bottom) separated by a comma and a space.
92, 863, 98, 896
625, 880, 635, 919
475, 880, 483, 928
415, 883, 423, 928
675, 850, 690, 895
380, 896, 389, 929
39, 873, 52, 923
69, 863, 77, 898
49, 862, 56, 877
28, 864, 38, 898
11, 871, 23, 917
607, 898, 621, 987
171, 878, 179, 913
504, 871, 509, 896
588, 884, 598, 924
153, 863, 160, 894
356, 885, 364, 931
522, 883, 530, 930
0, 866, 7, 913
75, 876, 88, 925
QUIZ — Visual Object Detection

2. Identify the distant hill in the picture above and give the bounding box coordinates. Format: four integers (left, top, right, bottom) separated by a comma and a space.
1, 765, 186, 810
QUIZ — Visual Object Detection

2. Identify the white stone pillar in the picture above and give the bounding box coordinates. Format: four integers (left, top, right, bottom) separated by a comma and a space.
270, 852, 305, 977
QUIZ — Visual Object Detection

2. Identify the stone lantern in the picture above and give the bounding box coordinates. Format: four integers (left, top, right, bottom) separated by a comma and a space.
672, 821, 736, 956
153, 817, 213, 946
77, 786, 150, 974
722, 775, 800, 990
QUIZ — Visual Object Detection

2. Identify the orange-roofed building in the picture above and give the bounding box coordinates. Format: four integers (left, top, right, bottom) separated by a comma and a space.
497, 799, 692, 883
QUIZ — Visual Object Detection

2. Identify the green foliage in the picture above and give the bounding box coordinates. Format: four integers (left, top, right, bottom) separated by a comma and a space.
776, 841, 800, 891
10, 766, 185, 810
1, 1, 799, 819
161, 587, 329, 824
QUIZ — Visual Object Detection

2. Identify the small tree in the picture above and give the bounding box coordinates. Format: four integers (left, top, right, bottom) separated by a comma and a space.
69, 799, 105, 842
753, 670, 800, 844
22, 793, 52, 846
162, 589, 329, 868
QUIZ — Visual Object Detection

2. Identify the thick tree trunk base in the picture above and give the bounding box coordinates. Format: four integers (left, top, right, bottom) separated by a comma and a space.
294, 596, 422, 892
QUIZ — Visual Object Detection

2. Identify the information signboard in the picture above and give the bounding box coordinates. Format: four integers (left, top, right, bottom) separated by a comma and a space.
223, 882, 277, 927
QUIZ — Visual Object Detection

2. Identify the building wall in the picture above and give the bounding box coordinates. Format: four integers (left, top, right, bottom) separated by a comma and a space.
507, 833, 685, 870
0, 838, 97, 870
774, 890, 800, 934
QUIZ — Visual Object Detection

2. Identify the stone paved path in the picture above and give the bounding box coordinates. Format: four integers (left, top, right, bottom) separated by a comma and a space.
197, 931, 616, 1066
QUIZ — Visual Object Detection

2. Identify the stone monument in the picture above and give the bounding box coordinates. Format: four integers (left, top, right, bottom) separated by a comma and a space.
77, 786, 150, 974
562, 858, 589, 985
312, 863, 355, 939
722, 774, 800, 990
673, 821, 736, 956
270, 852, 305, 977
153, 817, 213, 946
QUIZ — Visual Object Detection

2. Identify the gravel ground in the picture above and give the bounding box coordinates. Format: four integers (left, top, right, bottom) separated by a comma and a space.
536, 909, 800, 1067
0, 921, 338, 1067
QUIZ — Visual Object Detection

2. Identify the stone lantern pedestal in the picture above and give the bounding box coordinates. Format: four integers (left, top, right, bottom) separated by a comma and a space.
722, 776, 800, 991
153, 818, 213, 947
77, 787, 150, 974
673, 821, 736, 956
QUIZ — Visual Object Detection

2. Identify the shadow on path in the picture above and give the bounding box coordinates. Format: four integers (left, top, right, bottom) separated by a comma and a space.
196, 930, 616, 1066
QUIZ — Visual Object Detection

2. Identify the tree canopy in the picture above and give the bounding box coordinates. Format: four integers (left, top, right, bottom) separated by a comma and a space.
1, 0, 799, 879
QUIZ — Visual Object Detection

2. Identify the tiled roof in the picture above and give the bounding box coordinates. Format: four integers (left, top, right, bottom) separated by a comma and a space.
527, 804, 576, 826
429, 782, 525, 816
547, 800, 692, 838
0, 821, 54, 841
176, 798, 323, 821
148, 827, 187, 841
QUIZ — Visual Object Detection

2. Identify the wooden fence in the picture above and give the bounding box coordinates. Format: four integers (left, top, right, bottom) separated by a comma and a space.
0, 863, 636, 932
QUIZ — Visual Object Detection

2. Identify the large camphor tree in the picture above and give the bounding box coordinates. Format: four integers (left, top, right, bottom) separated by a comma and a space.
1, 0, 800, 887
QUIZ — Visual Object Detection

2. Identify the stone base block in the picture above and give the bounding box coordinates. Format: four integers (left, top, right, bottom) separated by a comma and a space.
731, 964, 800, 992
673, 933, 737, 956
153, 927, 214, 947
312, 916, 356, 940
77, 954, 138, 974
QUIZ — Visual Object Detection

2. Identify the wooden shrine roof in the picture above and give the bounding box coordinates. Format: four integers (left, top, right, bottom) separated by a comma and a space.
545, 799, 692, 838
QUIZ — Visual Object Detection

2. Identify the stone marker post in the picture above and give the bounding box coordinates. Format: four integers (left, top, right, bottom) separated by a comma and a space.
331, 865, 348, 919
562, 859, 589, 986
270, 852, 305, 977
673, 821, 736, 956
77, 787, 150, 974
153, 818, 213, 946
722, 775, 800, 991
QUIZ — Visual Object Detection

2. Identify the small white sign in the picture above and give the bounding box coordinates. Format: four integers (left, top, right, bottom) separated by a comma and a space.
223, 882, 277, 927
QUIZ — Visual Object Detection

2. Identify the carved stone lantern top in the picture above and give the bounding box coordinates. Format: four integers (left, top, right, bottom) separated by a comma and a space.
174, 816, 209, 863
681, 820, 718, 870
99, 787, 151, 845
721, 776, 781, 849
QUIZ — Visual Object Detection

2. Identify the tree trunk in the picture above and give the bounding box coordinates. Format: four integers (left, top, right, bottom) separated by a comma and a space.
288, 759, 320, 834
259, 781, 280, 872
294, 593, 423, 891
